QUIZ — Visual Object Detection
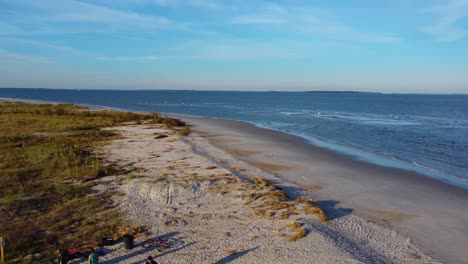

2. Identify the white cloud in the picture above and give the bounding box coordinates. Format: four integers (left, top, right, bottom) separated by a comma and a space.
231, 16, 287, 25
421, 0, 468, 42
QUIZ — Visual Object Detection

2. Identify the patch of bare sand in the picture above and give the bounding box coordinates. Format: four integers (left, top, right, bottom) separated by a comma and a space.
225, 147, 262, 156
90, 124, 439, 264
208, 137, 241, 143
361, 208, 417, 224
248, 160, 295, 172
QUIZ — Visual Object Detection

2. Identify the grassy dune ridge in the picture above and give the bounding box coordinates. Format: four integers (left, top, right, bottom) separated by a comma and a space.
0, 102, 186, 262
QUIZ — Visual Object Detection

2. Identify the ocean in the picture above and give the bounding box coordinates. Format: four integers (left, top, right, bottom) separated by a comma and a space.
1, 88, 467, 189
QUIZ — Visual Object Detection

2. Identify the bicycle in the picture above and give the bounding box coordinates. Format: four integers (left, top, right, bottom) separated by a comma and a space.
142, 237, 179, 251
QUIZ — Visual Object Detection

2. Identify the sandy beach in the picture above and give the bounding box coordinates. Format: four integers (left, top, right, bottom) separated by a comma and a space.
76, 118, 452, 264
180, 116, 468, 264
3, 0, 468, 262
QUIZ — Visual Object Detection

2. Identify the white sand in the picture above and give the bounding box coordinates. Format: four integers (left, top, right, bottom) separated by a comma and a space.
71, 123, 440, 264
181, 116, 468, 264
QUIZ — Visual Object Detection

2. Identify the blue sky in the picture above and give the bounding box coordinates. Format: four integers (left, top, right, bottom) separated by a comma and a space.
0, 0, 467, 93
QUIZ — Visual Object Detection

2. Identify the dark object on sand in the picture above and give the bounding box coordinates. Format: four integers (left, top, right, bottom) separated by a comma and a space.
59, 248, 86, 261
101, 237, 114, 246
57, 249, 69, 264
123, 234, 134, 249
142, 237, 180, 251
146, 255, 158, 264
154, 134, 168, 139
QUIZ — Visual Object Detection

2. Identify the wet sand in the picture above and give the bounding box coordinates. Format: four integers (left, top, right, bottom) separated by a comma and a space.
181, 116, 468, 264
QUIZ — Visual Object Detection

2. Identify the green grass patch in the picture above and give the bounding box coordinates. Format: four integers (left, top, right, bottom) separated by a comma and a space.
0, 102, 184, 262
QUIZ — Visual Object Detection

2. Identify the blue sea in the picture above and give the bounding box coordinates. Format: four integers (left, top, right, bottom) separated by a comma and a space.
1, 88, 468, 189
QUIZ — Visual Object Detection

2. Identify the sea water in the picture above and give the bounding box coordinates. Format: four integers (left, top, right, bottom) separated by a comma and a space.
1, 88, 467, 188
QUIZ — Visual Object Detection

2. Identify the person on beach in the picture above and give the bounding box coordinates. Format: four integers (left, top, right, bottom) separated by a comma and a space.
88, 248, 99, 264
145, 256, 158, 264
56, 249, 68, 264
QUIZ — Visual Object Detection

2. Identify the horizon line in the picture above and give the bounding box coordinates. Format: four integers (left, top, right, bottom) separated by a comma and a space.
0, 87, 467, 95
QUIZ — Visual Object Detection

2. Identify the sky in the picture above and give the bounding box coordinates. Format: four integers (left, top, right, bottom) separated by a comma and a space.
0, 0, 467, 93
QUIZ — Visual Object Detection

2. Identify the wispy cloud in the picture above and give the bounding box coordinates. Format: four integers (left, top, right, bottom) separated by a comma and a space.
0, 37, 103, 60
95, 55, 194, 61
0, 0, 171, 35
421, 0, 468, 42
231, 2, 287, 25
95, 39, 300, 62
2, 38, 75, 52
302, 17, 401, 44
152, 0, 222, 9
0, 48, 51, 63
231, 16, 287, 25
230, 3, 400, 44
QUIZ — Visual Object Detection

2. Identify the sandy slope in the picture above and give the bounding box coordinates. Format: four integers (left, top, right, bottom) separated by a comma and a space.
79, 123, 439, 264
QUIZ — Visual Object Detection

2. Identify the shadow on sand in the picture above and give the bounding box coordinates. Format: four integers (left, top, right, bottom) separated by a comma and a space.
214, 247, 259, 264
100, 232, 195, 264
259, 179, 353, 220
305, 220, 387, 264
315, 200, 353, 219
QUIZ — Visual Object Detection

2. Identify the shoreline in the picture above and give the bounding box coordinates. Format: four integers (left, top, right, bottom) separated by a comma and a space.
179, 115, 468, 264
94, 121, 440, 263
3, 99, 467, 262
3, 95, 465, 190
177, 114, 468, 190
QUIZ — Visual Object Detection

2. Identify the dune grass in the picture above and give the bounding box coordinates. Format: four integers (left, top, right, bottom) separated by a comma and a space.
178, 125, 191, 136
284, 221, 307, 241
0, 102, 185, 262
208, 174, 326, 225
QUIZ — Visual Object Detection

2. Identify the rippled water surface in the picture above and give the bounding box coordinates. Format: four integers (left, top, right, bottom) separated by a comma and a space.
1, 89, 467, 188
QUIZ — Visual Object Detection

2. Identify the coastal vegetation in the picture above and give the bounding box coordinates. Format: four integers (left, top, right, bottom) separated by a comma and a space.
0, 101, 186, 262
209, 174, 326, 224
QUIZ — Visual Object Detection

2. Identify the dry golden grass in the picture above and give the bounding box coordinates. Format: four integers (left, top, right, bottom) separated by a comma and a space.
284, 221, 307, 242
285, 221, 302, 229
229, 166, 243, 172
250, 176, 269, 186
178, 125, 191, 136
206, 174, 326, 223
214, 157, 224, 163
294, 197, 314, 205
0, 102, 177, 262
304, 205, 327, 222
294, 198, 327, 222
